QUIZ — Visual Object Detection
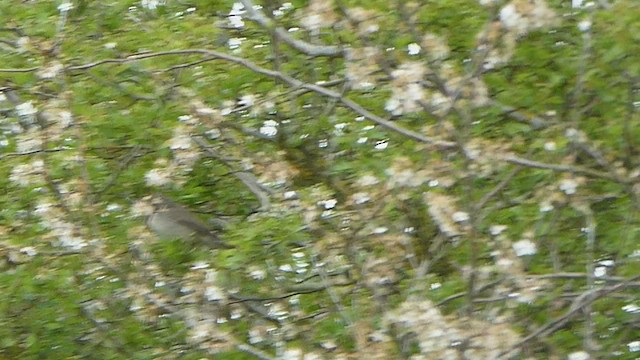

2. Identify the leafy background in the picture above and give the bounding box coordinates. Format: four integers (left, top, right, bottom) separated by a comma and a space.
1, 0, 640, 359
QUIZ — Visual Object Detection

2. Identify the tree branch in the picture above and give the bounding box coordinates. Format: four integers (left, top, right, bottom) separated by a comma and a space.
238, 0, 343, 57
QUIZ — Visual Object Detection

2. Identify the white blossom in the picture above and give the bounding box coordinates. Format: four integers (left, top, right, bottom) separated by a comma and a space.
598, 259, 614, 267
16, 101, 37, 117
513, 239, 537, 256
238, 94, 255, 107
229, 15, 244, 28
452, 211, 469, 222
372, 227, 388, 234
106, 203, 122, 212
259, 120, 278, 137
248, 328, 264, 344
571, 0, 594, 8
352, 192, 370, 204
229, 2, 244, 15
141, 0, 165, 10
500, 4, 522, 31
59, 111, 73, 127
57, 1, 73, 12
279, 264, 293, 272
490, 225, 508, 236
38, 62, 64, 79
577, 20, 591, 32
190, 262, 209, 270
283, 191, 298, 200
358, 174, 379, 186
622, 304, 640, 314
320, 198, 337, 209
407, 43, 421, 55
559, 178, 578, 195
593, 266, 607, 278
539, 201, 554, 213
20, 246, 37, 256
249, 268, 266, 280
144, 168, 171, 186
169, 129, 192, 150
282, 348, 303, 360
543, 141, 556, 151
205, 286, 224, 301
228, 37, 243, 50
374, 140, 388, 150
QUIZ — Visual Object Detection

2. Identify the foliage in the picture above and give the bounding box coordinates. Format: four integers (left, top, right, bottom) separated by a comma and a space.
1, 0, 640, 358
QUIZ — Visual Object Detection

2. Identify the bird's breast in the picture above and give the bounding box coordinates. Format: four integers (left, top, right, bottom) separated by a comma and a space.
147, 213, 194, 240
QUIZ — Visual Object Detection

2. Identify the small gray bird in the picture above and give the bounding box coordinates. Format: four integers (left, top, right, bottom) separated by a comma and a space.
146, 194, 232, 249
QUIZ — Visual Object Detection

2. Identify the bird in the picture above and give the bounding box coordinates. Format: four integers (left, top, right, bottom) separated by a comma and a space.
145, 194, 233, 249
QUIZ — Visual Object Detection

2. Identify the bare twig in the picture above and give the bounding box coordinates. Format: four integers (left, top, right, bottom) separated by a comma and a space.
163, 56, 217, 72
498, 274, 640, 358
0, 86, 54, 129
622, 76, 638, 165
63, 49, 636, 201
486, 99, 551, 129
526, 272, 639, 284
0, 38, 17, 48
501, 155, 627, 183
237, 343, 276, 360
567, 15, 593, 128
219, 120, 278, 141
233, 171, 272, 211
0, 147, 70, 159
0, 26, 26, 36
228, 279, 354, 304
238, 0, 343, 58
309, 251, 359, 349
93, 145, 149, 199
474, 166, 521, 213
436, 279, 504, 307
579, 203, 597, 352
0, 67, 38, 73
67, 49, 456, 148
192, 136, 272, 211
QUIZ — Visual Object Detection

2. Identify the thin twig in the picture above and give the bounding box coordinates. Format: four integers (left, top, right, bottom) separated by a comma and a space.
474, 166, 521, 213
67, 49, 456, 148
0, 147, 70, 159
502, 155, 627, 183
192, 136, 272, 211
239, 0, 343, 58
581, 203, 597, 352
498, 274, 640, 358
237, 344, 276, 360
0, 67, 38, 73
436, 279, 504, 307
486, 99, 551, 129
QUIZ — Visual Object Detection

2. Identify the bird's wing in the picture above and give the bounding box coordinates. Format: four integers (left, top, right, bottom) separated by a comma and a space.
175, 216, 218, 238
